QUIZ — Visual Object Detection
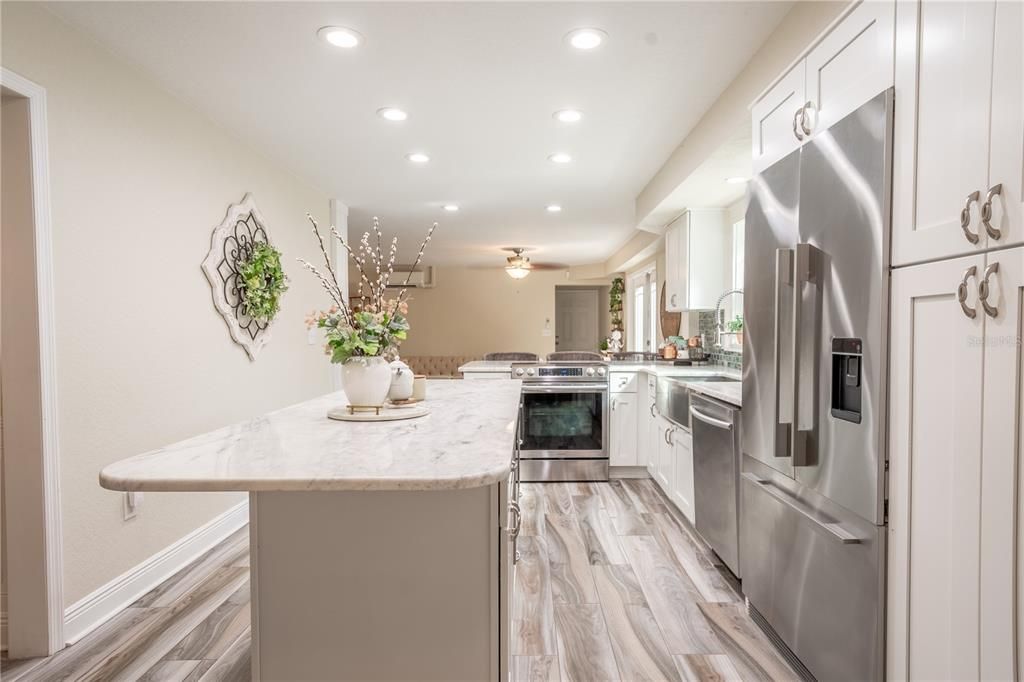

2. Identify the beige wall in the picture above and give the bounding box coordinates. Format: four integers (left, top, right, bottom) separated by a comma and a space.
393, 267, 612, 359
2, 3, 335, 606
636, 1, 847, 226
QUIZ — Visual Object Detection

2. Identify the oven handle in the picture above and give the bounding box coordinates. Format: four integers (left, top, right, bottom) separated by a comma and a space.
522, 384, 608, 393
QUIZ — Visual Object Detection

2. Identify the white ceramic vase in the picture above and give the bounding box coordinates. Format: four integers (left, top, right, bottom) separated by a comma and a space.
342, 356, 392, 407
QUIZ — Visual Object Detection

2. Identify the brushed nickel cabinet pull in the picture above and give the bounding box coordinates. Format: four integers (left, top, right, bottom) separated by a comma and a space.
982, 184, 1003, 240
960, 190, 981, 244
799, 101, 814, 136
958, 265, 978, 319
979, 262, 999, 318
792, 107, 805, 141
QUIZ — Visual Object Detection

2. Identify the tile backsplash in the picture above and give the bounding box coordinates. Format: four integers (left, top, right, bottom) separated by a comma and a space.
697, 311, 743, 370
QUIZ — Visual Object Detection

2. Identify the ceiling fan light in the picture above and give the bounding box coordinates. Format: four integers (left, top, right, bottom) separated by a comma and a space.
506, 265, 531, 279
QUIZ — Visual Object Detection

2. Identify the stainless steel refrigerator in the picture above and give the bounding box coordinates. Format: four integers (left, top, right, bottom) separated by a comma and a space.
740, 89, 892, 681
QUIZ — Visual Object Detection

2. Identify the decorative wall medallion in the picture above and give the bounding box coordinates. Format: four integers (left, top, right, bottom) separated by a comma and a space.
202, 193, 275, 360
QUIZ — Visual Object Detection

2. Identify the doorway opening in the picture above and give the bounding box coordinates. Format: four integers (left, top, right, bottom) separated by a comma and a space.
554, 287, 605, 353
1, 70, 64, 660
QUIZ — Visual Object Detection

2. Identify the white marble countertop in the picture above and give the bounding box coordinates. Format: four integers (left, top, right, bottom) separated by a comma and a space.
458, 360, 514, 372
99, 380, 522, 493
615, 363, 741, 380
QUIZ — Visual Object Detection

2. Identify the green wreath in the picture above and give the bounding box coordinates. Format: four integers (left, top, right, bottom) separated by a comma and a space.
239, 242, 288, 322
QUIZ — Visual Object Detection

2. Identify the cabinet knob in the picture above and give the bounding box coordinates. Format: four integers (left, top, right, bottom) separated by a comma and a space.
960, 190, 981, 244
982, 184, 1003, 240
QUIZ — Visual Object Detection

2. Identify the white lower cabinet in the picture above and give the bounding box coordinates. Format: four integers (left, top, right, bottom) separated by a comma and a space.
609, 393, 637, 466
888, 249, 1022, 680
669, 428, 694, 524
654, 418, 674, 493
643, 377, 658, 472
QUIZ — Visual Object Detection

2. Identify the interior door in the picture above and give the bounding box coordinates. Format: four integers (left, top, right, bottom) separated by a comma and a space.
887, 254, 985, 681
555, 288, 599, 351
892, 0, 996, 265
987, 0, 1024, 250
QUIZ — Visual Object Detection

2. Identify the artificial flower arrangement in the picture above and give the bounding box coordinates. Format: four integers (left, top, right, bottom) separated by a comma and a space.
298, 215, 436, 406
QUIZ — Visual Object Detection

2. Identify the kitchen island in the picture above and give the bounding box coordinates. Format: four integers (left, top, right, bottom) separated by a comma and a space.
100, 379, 522, 681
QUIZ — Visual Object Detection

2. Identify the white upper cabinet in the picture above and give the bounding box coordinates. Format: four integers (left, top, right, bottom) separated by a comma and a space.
891, 0, 1023, 265
987, 0, 1024, 250
752, 1, 895, 176
804, 0, 895, 137
664, 209, 728, 312
751, 65, 806, 174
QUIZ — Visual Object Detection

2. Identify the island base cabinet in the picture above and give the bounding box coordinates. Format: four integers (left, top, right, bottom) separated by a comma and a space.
249, 486, 505, 681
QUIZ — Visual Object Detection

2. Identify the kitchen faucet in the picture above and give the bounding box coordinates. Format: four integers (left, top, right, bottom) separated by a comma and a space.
713, 288, 744, 348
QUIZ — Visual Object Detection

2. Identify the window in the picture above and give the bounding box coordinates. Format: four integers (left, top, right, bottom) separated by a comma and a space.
627, 266, 657, 352
732, 219, 745, 291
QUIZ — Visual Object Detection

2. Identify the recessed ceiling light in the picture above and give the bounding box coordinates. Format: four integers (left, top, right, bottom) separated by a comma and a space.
318, 26, 363, 49
443, 204, 459, 212
553, 109, 583, 123
566, 28, 607, 50
548, 152, 572, 164
725, 176, 749, 184
377, 107, 408, 122
406, 152, 430, 164
546, 205, 562, 213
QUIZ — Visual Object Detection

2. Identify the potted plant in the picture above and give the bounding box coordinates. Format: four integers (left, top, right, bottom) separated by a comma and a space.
726, 314, 744, 347
299, 215, 436, 408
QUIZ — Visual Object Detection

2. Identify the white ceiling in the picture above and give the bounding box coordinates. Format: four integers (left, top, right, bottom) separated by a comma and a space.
638, 124, 752, 233
47, 1, 790, 266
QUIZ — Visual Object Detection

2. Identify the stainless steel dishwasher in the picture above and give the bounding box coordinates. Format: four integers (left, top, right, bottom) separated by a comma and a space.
689, 392, 741, 577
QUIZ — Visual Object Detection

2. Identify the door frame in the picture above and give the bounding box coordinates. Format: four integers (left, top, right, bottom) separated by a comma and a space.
1, 67, 65, 655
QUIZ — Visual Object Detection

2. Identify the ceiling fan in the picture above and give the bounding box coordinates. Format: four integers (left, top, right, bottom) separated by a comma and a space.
501, 247, 564, 279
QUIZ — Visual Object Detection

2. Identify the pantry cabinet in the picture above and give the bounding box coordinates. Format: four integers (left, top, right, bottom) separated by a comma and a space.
892, 0, 1024, 265
888, 247, 1023, 680
664, 209, 728, 312
751, 0, 895, 174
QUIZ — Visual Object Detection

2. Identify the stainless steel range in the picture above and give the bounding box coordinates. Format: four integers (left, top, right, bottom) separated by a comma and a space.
513, 361, 609, 482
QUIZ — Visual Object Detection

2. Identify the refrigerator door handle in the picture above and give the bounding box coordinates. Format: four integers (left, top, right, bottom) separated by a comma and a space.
774, 249, 794, 458
791, 243, 823, 467
742, 473, 861, 544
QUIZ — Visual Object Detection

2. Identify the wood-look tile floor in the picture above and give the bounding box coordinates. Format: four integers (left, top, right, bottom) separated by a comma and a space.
2, 480, 798, 681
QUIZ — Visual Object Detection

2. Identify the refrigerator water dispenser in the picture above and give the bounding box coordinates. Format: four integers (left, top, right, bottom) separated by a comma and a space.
831, 337, 862, 424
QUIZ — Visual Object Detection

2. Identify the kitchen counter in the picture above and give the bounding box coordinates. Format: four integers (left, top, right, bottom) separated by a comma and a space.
615, 362, 741, 381
458, 359, 516, 373
686, 380, 742, 407
99, 379, 520, 680
100, 379, 521, 492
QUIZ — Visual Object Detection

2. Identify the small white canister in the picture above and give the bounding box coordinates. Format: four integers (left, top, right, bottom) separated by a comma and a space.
388, 359, 415, 401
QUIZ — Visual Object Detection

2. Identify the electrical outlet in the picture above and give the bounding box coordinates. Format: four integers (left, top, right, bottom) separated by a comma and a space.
122, 491, 143, 520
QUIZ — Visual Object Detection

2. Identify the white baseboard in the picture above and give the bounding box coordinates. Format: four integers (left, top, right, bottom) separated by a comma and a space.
63, 501, 248, 645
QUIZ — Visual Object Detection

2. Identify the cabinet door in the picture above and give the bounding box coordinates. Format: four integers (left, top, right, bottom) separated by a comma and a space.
804, 0, 895, 137
664, 219, 684, 312
685, 210, 729, 310
610, 394, 637, 466
655, 421, 674, 493
887, 254, 985, 681
671, 430, 695, 524
987, 0, 1024, 249
892, 0, 996, 265
978, 247, 1023, 680
751, 63, 806, 175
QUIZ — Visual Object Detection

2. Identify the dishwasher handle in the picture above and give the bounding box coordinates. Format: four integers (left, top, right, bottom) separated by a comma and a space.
690, 406, 733, 430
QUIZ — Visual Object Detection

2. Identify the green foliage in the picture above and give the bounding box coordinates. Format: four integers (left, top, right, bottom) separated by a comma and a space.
609, 277, 625, 311
239, 243, 288, 322
317, 305, 410, 365
726, 315, 744, 332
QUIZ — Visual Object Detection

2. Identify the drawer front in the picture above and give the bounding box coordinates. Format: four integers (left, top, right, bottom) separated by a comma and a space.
610, 372, 637, 393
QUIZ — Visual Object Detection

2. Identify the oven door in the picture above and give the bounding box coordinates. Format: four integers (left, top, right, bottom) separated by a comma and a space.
519, 384, 608, 459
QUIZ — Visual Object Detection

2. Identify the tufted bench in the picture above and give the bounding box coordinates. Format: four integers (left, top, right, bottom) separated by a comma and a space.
400, 355, 479, 379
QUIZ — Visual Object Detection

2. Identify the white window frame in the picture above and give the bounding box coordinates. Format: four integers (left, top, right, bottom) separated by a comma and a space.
626, 265, 657, 353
